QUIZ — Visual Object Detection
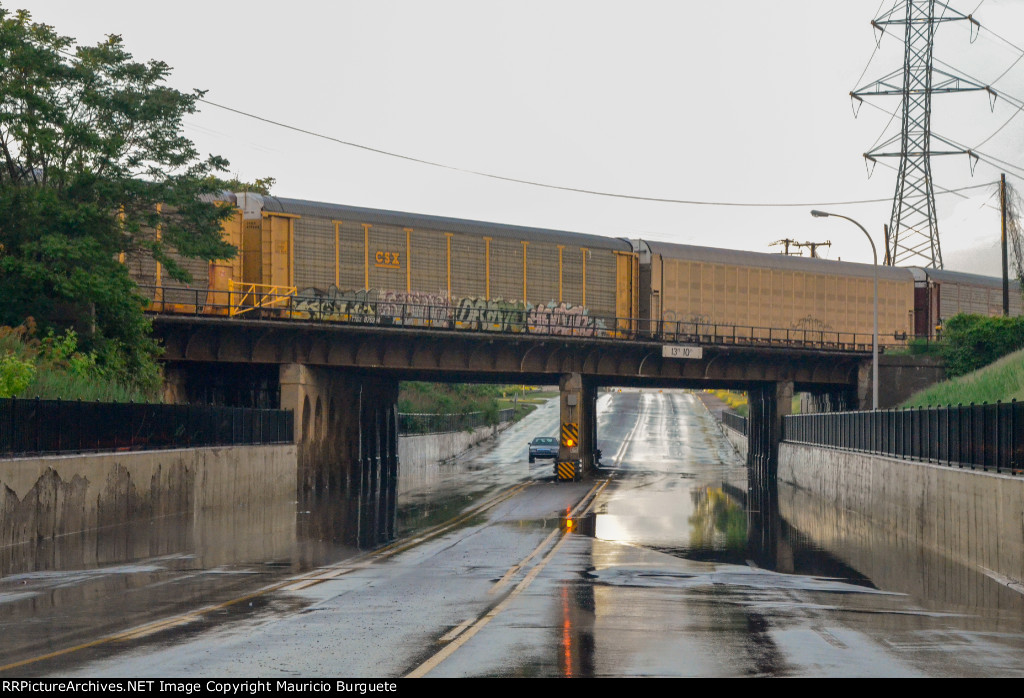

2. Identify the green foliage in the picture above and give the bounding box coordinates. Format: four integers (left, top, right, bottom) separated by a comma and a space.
901, 347, 1024, 407
399, 382, 522, 427
887, 336, 944, 357
0, 321, 157, 401
0, 353, 34, 397
940, 314, 1024, 377
208, 175, 276, 196
0, 7, 236, 394
399, 382, 506, 415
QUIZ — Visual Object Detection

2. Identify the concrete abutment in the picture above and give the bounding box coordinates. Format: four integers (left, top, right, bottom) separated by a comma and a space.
280, 364, 399, 542
558, 373, 598, 474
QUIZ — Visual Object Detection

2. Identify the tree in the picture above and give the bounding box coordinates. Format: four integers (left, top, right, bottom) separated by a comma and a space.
210, 175, 276, 196
0, 7, 236, 392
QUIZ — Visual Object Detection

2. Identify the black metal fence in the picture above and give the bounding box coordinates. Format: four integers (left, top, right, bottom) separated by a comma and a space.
784, 401, 1023, 475
722, 410, 748, 435
1, 397, 294, 458
139, 284, 888, 353
398, 408, 515, 436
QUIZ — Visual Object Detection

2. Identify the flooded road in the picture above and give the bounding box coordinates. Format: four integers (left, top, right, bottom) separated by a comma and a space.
3, 389, 1024, 676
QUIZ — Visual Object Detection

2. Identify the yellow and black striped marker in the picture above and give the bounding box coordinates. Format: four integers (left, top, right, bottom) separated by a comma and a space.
556, 460, 578, 481
560, 422, 579, 448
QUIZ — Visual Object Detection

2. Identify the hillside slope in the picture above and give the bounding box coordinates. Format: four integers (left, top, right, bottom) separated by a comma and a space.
901, 347, 1024, 407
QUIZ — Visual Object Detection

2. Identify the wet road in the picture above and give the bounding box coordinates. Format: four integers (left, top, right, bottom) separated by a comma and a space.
4, 390, 1024, 676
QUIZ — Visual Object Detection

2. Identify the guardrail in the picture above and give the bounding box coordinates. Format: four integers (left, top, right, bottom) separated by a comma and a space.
784, 401, 1023, 475
1, 397, 293, 458
138, 285, 890, 352
398, 408, 515, 436
722, 410, 748, 436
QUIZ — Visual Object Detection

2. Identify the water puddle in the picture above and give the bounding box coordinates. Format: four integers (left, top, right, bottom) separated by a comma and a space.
586, 560, 900, 596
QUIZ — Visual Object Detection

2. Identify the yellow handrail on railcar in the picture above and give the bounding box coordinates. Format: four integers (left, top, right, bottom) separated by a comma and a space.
228, 280, 297, 317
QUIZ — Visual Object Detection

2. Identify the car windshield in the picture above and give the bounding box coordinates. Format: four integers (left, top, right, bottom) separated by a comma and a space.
533, 437, 557, 445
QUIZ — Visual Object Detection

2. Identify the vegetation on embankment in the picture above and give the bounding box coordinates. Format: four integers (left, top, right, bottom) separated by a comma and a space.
941, 314, 1024, 377
900, 346, 1024, 408
709, 389, 748, 416
0, 321, 159, 402
398, 382, 547, 423
0, 9, 246, 398
705, 389, 801, 417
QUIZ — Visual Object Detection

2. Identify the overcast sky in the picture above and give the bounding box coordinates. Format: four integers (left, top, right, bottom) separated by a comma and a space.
10, 0, 1024, 272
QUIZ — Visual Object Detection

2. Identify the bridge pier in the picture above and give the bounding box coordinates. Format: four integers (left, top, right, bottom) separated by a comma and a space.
558, 373, 597, 475
746, 381, 791, 558
747, 380, 793, 478
800, 388, 856, 414
279, 364, 399, 531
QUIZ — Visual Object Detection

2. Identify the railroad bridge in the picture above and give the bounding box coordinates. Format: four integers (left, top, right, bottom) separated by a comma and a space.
127, 193, 959, 491
150, 310, 943, 494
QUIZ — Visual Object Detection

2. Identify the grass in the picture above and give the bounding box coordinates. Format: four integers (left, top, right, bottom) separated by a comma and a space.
709, 389, 748, 416
884, 337, 944, 357
399, 382, 555, 424
0, 323, 157, 402
900, 346, 1024, 407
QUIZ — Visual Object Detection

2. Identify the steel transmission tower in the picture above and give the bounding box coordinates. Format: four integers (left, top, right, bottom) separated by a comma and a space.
851, 1, 988, 268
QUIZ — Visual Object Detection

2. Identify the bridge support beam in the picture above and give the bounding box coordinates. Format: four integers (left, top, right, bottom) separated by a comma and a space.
280, 364, 399, 543
856, 360, 873, 411
746, 381, 792, 562
162, 365, 189, 405
800, 388, 856, 414
558, 373, 596, 474
747, 380, 793, 478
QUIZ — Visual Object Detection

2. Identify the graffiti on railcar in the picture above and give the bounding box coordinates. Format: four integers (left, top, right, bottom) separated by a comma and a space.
790, 315, 833, 331
379, 290, 450, 323
661, 311, 717, 326
289, 286, 607, 336
454, 297, 528, 332
293, 287, 378, 322
527, 301, 606, 337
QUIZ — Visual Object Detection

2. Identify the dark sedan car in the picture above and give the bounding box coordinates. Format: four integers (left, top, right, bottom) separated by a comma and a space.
528, 436, 559, 463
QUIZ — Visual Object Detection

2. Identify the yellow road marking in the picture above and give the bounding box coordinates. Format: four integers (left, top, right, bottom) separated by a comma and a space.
489, 479, 604, 595
408, 477, 611, 678
0, 480, 534, 674
437, 617, 477, 643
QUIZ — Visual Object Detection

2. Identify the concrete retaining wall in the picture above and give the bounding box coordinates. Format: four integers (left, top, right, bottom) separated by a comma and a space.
397, 423, 512, 496
398, 423, 502, 471
0, 445, 296, 551
779, 443, 1024, 585
721, 423, 748, 463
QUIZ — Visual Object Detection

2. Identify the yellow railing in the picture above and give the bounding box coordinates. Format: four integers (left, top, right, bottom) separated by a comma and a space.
228, 280, 297, 317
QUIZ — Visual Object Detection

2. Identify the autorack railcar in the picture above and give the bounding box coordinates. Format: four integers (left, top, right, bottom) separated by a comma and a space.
634, 239, 917, 343
136, 193, 640, 335
130, 193, 1023, 343
910, 267, 1023, 337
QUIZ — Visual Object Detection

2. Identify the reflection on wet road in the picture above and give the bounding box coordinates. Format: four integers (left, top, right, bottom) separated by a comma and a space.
546, 391, 1024, 678
4, 389, 1024, 677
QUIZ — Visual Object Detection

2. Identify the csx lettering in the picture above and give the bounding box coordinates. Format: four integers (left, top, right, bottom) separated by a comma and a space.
374, 251, 400, 267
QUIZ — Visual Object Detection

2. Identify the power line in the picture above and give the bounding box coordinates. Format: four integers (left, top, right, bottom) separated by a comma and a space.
197, 99, 995, 209
43, 19, 1018, 211
867, 15, 1024, 166
851, 1, 985, 268
860, 97, 1024, 180
853, 0, 898, 91
974, 103, 1024, 149
873, 156, 1001, 209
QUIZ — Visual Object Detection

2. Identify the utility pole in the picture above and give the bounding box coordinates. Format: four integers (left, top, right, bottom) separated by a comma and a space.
1002, 173, 1009, 315
794, 240, 832, 259
770, 239, 801, 256
851, 1, 989, 269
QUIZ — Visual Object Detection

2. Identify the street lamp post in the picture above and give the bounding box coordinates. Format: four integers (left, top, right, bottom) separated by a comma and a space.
810, 210, 879, 410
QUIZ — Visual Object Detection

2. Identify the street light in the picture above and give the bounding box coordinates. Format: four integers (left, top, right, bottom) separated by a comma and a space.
810, 210, 879, 410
